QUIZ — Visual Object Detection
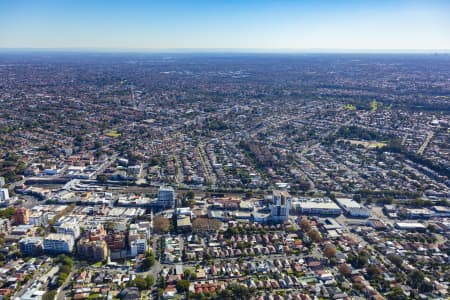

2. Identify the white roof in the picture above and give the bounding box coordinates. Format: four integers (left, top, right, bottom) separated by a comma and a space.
337, 198, 364, 209
298, 201, 340, 210
395, 222, 426, 229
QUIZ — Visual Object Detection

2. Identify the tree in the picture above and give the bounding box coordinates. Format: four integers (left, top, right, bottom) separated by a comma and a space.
157, 276, 166, 289
387, 287, 407, 300
131, 276, 148, 291
0, 207, 15, 220
181, 197, 195, 208
366, 264, 381, 279
56, 254, 74, 268
419, 280, 433, 293
408, 269, 424, 289
184, 269, 197, 280
96, 174, 108, 183
350, 249, 369, 268
386, 253, 403, 268
141, 250, 155, 270
323, 243, 337, 259
185, 191, 195, 200
300, 218, 311, 232
153, 216, 170, 233
42, 291, 57, 300
176, 279, 190, 293
145, 274, 155, 288
214, 284, 255, 299
339, 263, 352, 278
307, 229, 321, 242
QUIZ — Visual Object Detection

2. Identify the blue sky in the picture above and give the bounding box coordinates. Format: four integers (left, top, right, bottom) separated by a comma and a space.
0, 0, 449, 50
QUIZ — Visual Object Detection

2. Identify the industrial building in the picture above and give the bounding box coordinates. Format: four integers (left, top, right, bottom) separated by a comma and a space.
336, 198, 370, 218
293, 197, 342, 216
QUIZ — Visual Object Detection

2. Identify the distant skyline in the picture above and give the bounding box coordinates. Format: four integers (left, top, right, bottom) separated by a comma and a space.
1, 0, 449, 51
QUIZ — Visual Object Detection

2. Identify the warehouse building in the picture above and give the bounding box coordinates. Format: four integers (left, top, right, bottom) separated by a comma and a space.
336, 198, 370, 218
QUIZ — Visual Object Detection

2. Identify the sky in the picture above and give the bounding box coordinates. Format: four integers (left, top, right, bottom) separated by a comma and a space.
0, 0, 449, 51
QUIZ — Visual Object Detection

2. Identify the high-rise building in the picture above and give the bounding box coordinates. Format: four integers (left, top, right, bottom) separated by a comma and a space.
77, 239, 108, 262
0, 188, 9, 203
270, 190, 291, 223
0, 219, 11, 234
157, 186, 175, 208
105, 231, 126, 250
14, 207, 30, 225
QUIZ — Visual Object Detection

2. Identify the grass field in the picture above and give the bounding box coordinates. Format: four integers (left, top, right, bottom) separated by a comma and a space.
105, 130, 121, 138
340, 139, 386, 149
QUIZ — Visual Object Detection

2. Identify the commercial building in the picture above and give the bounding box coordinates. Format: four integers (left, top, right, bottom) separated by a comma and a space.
432, 206, 450, 218
43, 233, 74, 254
367, 218, 387, 230
177, 216, 192, 232
129, 223, 149, 243
395, 222, 427, 232
19, 237, 43, 256
57, 221, 81, 239
336, 198, 370, 218
405, 208, 433, 219
29, 212, 49, 227
157, 186, 176, 208
293, 198, 342, 216
14, 207, 30, 225
270, 190, 291, 223
176, 207, 192, 217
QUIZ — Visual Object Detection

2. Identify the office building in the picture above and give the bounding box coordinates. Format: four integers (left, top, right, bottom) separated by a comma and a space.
130, 239, 147, 257
43, 233, 74, 254
19, 237, 43, 256
57, 221, 81, 239
157, 186, 176, 208
270, 190, 291, 223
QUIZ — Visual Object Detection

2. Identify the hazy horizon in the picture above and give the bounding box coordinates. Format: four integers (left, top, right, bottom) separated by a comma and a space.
1, 0, 449, 50
1, 48, 449, 54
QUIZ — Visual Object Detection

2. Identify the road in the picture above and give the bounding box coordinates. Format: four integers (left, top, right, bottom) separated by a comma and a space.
417, 131, 434, 155
94, 154, 118, 177
15, 264, 55, 298
56, 270, 75, 300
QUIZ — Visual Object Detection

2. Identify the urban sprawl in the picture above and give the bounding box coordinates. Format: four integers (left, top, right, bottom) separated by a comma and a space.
0, 53, 449, 300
